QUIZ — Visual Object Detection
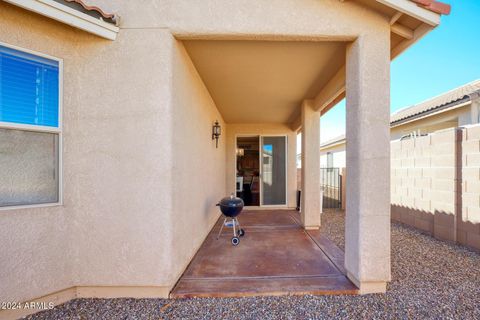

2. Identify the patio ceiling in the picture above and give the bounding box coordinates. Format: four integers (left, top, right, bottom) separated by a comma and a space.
183, 40, 346, 124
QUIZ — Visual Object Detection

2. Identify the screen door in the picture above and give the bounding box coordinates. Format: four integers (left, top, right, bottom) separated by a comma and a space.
260, 136, 287, 206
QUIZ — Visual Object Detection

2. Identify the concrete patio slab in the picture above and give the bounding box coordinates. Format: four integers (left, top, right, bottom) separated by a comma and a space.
171, 210, 358, 298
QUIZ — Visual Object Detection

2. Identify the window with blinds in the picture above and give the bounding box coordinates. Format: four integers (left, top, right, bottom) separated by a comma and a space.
0, 45, 59, 127
0, 44, 61, 208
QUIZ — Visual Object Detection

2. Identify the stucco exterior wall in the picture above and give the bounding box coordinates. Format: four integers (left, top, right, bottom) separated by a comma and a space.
92, 0, 387, 40
344, 29, 391, 292
68, 29, 175, 289
0, 3, 76, 303
168, 39, 226, 283
226, 124, 297, 208
0, 2, 176, 302
0, 0, 394, 305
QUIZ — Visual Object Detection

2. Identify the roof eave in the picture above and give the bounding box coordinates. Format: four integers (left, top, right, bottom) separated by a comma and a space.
390, 98, 471, 127
376, 0, 441, 26
4, 0, 119, 40
320, 138, 347, 150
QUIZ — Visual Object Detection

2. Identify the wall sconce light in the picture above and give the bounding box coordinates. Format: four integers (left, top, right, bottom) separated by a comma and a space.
212, 120, 221, 148
236, 148, 244, 157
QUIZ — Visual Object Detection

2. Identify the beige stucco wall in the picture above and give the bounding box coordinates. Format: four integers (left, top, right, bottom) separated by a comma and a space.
68, 30, 175, 290
226, 124, 297, 208
92, 0, 387, 40
168, 39, 226, 283
0, 0, 395, 304
1, 3, 78, 303
0, 0, 182, 301
344, 28, 391, 293
301, 101, 322, 228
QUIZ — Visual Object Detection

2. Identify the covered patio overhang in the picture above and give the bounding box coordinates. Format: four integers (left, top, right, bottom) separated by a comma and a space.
183, 39, 347, 212
174, 0, 445, 295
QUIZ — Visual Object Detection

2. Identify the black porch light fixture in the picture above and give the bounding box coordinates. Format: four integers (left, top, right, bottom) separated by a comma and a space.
212, 120, 221, 148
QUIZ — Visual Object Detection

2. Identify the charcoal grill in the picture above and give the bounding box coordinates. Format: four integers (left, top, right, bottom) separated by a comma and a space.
216, 194, 245, 246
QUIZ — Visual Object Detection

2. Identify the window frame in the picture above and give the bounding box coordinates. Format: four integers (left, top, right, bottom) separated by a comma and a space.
0, 41, 63, 210
327, 152, 333, 169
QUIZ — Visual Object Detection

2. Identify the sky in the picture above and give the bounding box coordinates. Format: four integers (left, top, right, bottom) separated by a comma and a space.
320, 0, 480, 143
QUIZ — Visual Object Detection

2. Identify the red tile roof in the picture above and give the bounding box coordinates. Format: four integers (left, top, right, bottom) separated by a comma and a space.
410, 0, 451, 15
58, 0, 117, 24
64, 0, 114, 18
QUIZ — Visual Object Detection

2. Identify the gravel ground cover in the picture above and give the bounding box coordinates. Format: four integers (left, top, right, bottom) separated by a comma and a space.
26, 210, 480, 320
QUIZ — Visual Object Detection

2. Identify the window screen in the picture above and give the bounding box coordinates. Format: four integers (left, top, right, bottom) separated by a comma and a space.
0, 128, 59, 207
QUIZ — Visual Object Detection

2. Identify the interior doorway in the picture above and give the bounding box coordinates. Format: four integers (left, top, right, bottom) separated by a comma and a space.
236, 135, 288, 207
236, 136, 260, 206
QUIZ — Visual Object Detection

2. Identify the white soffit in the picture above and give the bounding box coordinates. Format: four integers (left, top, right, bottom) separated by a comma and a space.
3, 0, 119, 40
376, 0, 441, 26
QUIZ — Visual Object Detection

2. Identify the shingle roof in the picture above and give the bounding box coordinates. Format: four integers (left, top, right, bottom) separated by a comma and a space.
54, 0, 118, 25
410, 0, 451, 15
321, 80, 480, 148
391, 79, 480, 125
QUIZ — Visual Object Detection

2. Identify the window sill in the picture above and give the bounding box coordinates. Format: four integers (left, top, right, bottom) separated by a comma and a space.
0, 202, 63, 212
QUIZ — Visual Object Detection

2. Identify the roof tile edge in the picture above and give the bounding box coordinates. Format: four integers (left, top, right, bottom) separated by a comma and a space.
410, 0, 451, 15
62, 0, 117, 24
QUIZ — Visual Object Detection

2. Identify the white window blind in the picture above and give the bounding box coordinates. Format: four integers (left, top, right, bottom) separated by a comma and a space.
0, 45, 59, 127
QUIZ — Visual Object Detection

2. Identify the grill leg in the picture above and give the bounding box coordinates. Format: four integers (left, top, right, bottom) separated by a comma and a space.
235, 218, 242, 231
216, 218, 227, 240
232, 218, 237, 237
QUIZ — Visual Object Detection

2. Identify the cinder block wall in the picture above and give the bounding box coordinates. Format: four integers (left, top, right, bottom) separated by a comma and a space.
459, 125, 480, 249
391, 125, 480, 251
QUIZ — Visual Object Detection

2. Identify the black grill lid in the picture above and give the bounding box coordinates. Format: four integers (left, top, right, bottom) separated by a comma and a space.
218, 194, 244, 207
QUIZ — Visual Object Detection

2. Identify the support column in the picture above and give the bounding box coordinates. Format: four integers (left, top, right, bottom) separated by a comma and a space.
345, 34, 391, 294
301, 100, 321, 230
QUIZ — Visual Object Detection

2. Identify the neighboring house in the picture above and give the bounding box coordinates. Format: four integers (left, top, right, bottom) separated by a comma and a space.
0, 0, 450, 318
320, 79, 480, 167
320, 136, 347, 168
318, 80, 480, 251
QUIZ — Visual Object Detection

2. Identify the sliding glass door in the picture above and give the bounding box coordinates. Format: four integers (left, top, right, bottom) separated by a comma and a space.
260, 136, 287, 206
